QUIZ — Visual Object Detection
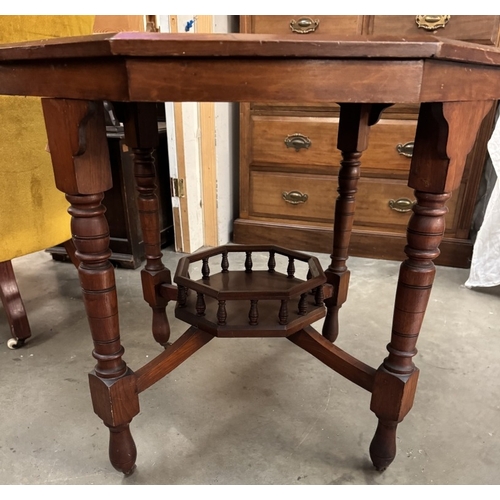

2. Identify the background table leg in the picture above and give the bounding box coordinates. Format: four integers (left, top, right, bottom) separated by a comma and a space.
116, 102, 172, 348
323, 104, 371, 342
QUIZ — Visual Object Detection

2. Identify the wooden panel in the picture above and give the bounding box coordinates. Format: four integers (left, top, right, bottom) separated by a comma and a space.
421, 60, 500, 102
0, 60, 128, 101
365, 119, 416, 171
233, 219, 474, 268
249, 171, 459, 231
251, 115, 417, 171
250, 170, 335, 222
93, 15, 145, 33
354, 178, 459, 231
250, 15, 361, 36
372, 15, 500, 45
126, 59, 424, 104
251, 116, 339, 167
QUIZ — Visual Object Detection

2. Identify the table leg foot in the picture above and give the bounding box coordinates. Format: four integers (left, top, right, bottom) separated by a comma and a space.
152, 306, 171, 347
369, 419, 397, 471
322, 305, 340, 342
108, 423, 137, 475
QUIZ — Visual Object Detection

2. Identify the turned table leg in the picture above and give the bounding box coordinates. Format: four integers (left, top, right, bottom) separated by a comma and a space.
369, 100, 494, 471
323, 104, 389, 342
42, 98, 140, 475
116, 103, 172, 348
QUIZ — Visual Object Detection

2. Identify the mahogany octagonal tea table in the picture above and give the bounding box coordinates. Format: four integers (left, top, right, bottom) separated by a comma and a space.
1, 32, 499, 475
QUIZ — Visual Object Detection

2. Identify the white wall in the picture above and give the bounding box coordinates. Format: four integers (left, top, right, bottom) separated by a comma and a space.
158, 15, 238, 252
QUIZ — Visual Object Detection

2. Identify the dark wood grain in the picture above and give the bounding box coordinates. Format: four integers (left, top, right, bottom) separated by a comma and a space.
3, 33, 500, 65
135, 327, 213, 393
288, 326, 376, 392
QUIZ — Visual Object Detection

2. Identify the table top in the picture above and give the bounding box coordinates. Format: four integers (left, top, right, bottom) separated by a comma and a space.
1, 33, 500, 103
2, 33, 500, 63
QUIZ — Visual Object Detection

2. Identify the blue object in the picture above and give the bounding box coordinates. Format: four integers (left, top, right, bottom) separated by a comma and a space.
185, 19, 195, 32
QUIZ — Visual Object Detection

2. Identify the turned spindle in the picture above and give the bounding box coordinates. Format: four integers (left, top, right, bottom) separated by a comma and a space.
298, 293, 308, 316
249, 300, 259, 325
245, 252, 253, 273
221, 251, 229, 273
268, 250, 276, 273
287, 257, 295, 278
178, 286, 188, 307
278, 300, 288, 325
217, 300, 227, 325
202, 258, 210, 280
196, 292, 206, 316
315, 286, 324, 306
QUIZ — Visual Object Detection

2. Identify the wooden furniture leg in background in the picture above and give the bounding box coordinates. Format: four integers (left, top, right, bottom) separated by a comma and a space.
369, 100, 494, 471
116, 103, 172, 348
1, 242, 79, 349
42, 98, 140, 475
323, 104, 390, 342
0, 260, 31, 348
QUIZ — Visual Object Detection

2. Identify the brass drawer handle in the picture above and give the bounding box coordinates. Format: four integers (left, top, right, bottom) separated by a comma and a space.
284, 133, 312, 151
282, 190, 309, 205
389, 198, 416, 213
289, 17, 320, 34
396, 141, 414, 158
415, 15, 450, 31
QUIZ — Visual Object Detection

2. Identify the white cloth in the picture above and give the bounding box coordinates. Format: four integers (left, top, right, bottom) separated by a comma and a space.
465, 111, 500, 288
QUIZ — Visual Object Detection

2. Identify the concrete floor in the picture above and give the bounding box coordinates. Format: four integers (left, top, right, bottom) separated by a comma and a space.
0, 247, 499, 485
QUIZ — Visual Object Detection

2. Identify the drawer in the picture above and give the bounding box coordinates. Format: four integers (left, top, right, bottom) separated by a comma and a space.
353, 178, 459, 231
250, 115, 417, 172
249, 171, 458, 230
250, 171, 336, 222
249, 15, 361, 36
372, 15, 500, 45
365, 119, 417, 172
251, 116, 339, 167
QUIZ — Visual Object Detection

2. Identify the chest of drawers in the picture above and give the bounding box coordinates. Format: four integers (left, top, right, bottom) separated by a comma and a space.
233, 15, 500, 267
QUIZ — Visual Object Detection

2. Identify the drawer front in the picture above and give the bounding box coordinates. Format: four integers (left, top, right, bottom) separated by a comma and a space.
372, 15, 500, 45
251, 116, 339, 167
250, 15, 360, 36
250, 171, 336, 222
251, 116, 417, 172
365, 119, 417, 171
354, 178, 458, 230
249, 171, 458, 230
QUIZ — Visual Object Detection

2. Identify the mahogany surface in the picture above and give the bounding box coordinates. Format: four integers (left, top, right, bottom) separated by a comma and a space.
1, 32, 499, 476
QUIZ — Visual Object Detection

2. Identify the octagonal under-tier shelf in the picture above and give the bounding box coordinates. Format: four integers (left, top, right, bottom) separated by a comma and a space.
173, 244, 327, 337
